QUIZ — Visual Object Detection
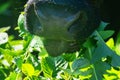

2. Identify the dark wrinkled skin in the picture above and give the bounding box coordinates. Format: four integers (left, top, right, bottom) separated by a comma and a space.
24, 0, 100, 56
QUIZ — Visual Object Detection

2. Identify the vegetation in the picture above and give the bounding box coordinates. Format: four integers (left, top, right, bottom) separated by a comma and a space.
0, 0, 120, 80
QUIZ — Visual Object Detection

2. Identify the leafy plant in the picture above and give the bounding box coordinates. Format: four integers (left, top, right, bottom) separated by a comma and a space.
0, 11, 120, 80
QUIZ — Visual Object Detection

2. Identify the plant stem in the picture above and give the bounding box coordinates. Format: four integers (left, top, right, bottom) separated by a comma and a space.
88, 47, 98, 80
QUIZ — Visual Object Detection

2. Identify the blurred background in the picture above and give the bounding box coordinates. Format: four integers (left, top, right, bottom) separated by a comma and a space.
0, 0, 27, 38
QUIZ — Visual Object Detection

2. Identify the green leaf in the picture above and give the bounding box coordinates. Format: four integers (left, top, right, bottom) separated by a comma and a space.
79, 68, 92, 76
14, 57, 23, 69
5, 72, 17, 80
115, 32, 120, 55
83, 31, 120, 80
0, 48, 23, 56
41, 57, 56, 78
92, 31, 115, 62
106, 38, 114, 50
104, 67, 120, 79
62, 53, 76, 62
90, 61, 110, 80
39, 47, 48, 57
2, 53, 13, 66
55, 57, 68, 75
72, 58, 90, 71
0, 32, 8, 45
29, 36, 43, 51
116, 32, 120, 45
16, 73, 23, 80
0, 27, 10, 32
23, 77, 30, 80
61, 68, 73, 75
115, 45, 120, 55
33, 70, 40, 76
9, 40, 26, 51
22, 63, 35, 77
111, 54, 120, 67
99, 30, 114, 40
92, 31, 120, 67
18, 12, 27, 33
97, 21, 109, 31
9, 40, 25, 46
0, 70, 6, 80
92, 40, 114, 63
83, 38, 96, 48
72, 67, 92, 76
